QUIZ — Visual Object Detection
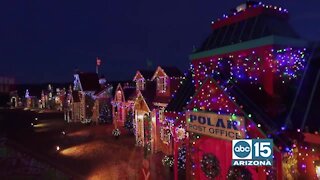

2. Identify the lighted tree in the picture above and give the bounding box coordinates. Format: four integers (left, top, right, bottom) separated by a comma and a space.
99, 104, 112, 124
125, 110, 134, 134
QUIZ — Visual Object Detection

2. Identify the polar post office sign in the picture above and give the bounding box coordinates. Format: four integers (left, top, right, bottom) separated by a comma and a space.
186, 111, 245, 141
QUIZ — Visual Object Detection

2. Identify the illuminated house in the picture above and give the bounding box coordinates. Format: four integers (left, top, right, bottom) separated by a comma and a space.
112, 83, 136, 127
134, 81, 156, 149
63, 86, 73, 122
132, 70, 154, 147
40, 84, 54, 109
54, 87, 66, 111
10, 83, 68, 110
132, 66, 184, 155
151, 66, 184, 154
23, 89, 38, 109
71, 72, 110, 123
162, 1, 320, 179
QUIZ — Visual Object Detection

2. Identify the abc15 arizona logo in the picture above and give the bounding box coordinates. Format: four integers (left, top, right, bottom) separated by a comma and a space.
232, 139, 273, 166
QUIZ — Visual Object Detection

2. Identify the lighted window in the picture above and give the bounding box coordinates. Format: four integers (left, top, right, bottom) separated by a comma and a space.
157, 77, 166, 93
136, 79, 145, 91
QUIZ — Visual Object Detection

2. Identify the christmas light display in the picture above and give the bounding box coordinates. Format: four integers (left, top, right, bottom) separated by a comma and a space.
188, 80, 240, 114
185, 76, 267, 140
163, 2, 314, 179
191, 48, 307, 90
143, 114, 152, 153
178, 146, 187, 170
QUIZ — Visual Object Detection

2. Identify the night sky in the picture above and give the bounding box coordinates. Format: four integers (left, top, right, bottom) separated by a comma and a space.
1, 0, 320, 83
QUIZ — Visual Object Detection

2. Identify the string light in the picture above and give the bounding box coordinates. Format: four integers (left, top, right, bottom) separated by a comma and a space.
211, 1, 288, 25
191, 47, 307, 90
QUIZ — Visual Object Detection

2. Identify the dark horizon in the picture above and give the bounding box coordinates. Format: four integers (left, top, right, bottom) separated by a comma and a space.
1, 0, 320, 83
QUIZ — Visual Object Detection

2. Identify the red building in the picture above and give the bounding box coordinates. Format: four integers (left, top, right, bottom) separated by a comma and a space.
164, 1, 319, 179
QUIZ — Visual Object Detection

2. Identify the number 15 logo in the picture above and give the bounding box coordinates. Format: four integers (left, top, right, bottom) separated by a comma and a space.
252, 139, 273, 159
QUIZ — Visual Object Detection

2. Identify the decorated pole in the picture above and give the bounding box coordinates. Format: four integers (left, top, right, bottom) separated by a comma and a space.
173, 125, 178, 180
